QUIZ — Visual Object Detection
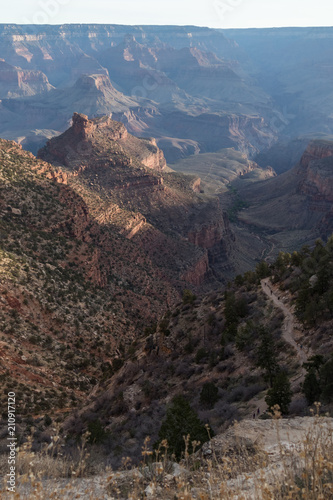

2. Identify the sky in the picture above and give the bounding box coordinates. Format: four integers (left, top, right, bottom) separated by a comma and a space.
2, 0, 333, 29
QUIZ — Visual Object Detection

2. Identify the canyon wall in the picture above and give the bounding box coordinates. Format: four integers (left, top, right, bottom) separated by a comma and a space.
298, 140, 333, 203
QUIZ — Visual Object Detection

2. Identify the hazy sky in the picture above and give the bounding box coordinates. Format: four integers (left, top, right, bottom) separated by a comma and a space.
2, 0, 333, 29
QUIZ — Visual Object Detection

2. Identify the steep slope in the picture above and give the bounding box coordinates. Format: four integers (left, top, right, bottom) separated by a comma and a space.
0, 60, 53, 98
234, 139, 333, 254
57, 236, 333, 470
0, 139, 176, 417
0, 74, 141, 151
0, 130, 234, 419
0, 24, 278, 162
0, 121, 238, 421
38, 113, 240, 283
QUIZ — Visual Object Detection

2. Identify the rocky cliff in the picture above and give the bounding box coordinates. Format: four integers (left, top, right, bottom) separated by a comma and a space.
39, 112, 166, 173
188, 220, 226, 250
71, 112, 128, 141
298, 140, 333, 203
181, 253, 209, 286
0, 60, 53, 98
38, 114, 239, 286
0, 24, 280, 162
236, 139, 333, 254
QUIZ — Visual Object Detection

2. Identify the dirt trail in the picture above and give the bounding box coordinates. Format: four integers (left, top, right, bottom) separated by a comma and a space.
250, 279, 310, 418
261, 278, 309, 367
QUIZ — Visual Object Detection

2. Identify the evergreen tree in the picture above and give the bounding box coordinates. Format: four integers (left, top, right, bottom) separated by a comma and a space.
235, 324, 251, 351
302, 355, 333, 405
256, 260, 271, 279
224, 291, 238, 338
223, 291, 248, 342
295, 285, 311, 321
302, 370, 321, 405
200, 382, 219, 408
319, 357, 333, 403
256, 327, 279, 386
265, 371, 292, 415
303, 355, 324, 374
155, 395, 212, 459
291, 251, 302, 266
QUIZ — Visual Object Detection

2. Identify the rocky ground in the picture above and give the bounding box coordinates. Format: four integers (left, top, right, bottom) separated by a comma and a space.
2, 415, 332, 499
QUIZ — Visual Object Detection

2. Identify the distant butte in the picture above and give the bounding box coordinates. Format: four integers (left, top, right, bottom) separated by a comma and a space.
38, 113, 239, 286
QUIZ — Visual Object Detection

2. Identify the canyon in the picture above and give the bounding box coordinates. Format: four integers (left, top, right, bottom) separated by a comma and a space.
0, 23, 333, 496
38, 112, 239, 286
234, 139, 333, 255
0, 24, 331, 165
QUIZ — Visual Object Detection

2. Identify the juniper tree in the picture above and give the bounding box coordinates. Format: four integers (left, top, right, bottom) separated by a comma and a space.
155, 395, 212, 459
256, 327, 279, 387
265, 371, 292, 415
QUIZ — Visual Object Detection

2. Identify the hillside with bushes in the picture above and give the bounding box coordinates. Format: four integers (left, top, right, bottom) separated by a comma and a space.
45, 237, 333, 470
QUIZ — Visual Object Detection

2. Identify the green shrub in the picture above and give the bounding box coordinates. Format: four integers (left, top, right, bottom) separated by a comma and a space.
195, 348, 208, 364
87, 419, 107, 444
155, 395, 212, 459
182, 289, 196, 305
265, 371, 292, 415
200, 382, 219, 408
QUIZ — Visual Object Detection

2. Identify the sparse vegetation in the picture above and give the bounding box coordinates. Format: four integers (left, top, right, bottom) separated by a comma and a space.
1, 121, 333, 498
1, 412, 332, 499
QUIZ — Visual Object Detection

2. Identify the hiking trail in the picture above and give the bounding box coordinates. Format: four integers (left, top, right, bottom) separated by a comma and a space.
249, 278, 311, 418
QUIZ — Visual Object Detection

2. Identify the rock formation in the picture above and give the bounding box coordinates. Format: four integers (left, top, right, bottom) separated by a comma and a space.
39, 112, 166, 173
38, 114, 238, 286
0, 60, 53, 98
0, 24, 281, 161
237, 139, 333, 254
298, 140, 333, 203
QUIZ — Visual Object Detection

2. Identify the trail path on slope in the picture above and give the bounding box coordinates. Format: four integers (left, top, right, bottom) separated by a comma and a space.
249, 279, 310, 418
261, 278, 309, 367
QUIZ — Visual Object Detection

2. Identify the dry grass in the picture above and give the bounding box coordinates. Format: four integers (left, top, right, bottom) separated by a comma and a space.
1, 410, 332, 499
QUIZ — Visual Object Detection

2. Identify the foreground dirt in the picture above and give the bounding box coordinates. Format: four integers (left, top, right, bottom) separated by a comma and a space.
2, 416, 332, 499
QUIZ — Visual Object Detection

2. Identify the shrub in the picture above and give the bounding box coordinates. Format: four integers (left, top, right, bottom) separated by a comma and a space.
44, 415, 52, 427
155, 395, 212, 460
265, 371, 292, 415
227, 385, 245, 403
200, 382, 219, 408
182, 289, 197, 305
195, 348, 209, 364
87, 419, 107, 444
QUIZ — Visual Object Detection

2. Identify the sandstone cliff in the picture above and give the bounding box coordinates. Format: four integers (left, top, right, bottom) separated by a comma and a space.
298, 139, 333, 203
188, 217, 229, 249
0, 60, 53, 98
38, 114, 239, 286
236, 139, 333, 254
39, 112, 166, 173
